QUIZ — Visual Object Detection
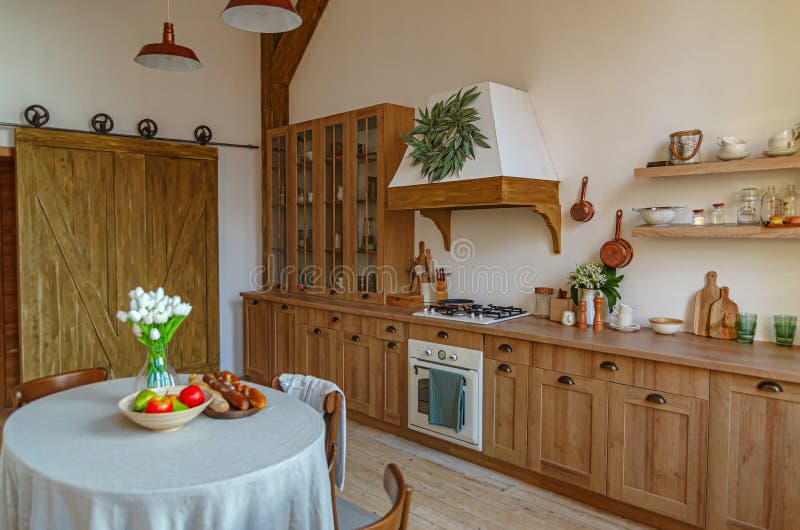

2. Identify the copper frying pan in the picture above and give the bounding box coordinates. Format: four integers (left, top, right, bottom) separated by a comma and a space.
600, 210, 634, 268
570, 176, 595, 222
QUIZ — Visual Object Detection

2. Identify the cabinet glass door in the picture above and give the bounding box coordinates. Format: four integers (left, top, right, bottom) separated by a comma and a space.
269, 131, 288, 287
295, 127, 315, 291
355, 115, 379, 298
323, 119, 345, 295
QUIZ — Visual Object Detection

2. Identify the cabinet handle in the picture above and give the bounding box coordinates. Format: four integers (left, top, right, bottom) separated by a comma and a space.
386, 325, 397, 334
557, 375, 575, 385
252, 300, 259, 305
437, 330, 449, 339
281, 304, 289, 311
313, 328, 322, 335
362, 293, 370, 300
599, 360, 619, 372
646, 393, 667, 405
497, 364, 512, 373
387, 342, 398, 350
757, 381, 783, 393
351, 335, 361, 343
330, 289, 337, 295
499, 343, 513, 353
331, 316, 341, 324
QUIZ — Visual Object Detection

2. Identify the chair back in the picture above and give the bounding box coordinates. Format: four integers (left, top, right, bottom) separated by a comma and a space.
12, 367, 109, 409
358, 463, 412, 530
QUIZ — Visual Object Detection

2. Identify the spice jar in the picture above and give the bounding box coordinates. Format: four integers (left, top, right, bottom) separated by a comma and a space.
710, 203, 725, 225
737, 187, 760, 225
534, 287, 554, 318
782, 184, 800, 218
692, 209, 706, 226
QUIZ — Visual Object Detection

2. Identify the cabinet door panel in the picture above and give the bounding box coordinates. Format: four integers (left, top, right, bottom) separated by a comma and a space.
273, 306, 298, 376
709, 373, 800, 530
483, 359, 528, 466
380, 339, 406, 425
342, 333, 379, 417
303, 324, 340, 385
265, 128, 289, 288
527, 368, 607, 493
608, 384, 707, 526
243, 299, 271, 385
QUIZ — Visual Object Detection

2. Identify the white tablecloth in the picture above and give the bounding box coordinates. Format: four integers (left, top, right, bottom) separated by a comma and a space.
0, 377, 334, 530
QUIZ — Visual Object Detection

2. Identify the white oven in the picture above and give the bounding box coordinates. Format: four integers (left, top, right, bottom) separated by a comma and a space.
407, 339, 482, 451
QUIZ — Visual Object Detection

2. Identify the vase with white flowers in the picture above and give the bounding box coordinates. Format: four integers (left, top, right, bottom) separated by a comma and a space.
116, 287, 192, 390
568, 261, 623, 325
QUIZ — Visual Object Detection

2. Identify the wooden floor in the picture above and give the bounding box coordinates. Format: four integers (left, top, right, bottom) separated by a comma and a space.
340, 420, 654, 530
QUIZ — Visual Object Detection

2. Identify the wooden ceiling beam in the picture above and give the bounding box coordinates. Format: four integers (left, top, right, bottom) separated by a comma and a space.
271, 0, 329, 86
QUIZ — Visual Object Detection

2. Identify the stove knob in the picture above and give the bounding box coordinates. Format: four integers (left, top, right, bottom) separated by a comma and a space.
424, 349, 433, 357
449, 354, 458, 361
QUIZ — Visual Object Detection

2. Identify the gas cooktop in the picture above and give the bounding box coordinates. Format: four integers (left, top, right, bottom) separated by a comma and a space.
412, 302, 530, 325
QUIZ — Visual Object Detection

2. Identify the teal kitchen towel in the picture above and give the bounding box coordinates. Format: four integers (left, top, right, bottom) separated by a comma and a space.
428, 368, 465, 432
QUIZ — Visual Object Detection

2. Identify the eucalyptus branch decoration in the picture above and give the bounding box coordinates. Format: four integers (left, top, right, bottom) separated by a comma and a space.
401, 86, 491, 183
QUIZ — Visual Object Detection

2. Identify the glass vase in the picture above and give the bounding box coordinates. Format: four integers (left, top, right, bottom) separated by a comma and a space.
133, 341, 178, 391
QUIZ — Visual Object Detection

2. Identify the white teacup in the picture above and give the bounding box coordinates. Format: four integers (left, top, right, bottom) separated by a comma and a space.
768, 129, 796, 150
611, 303, 635, 327
717, 137, 747, 154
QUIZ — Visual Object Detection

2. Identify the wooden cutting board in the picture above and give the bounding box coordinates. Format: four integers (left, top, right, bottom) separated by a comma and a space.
693, 271, 720, 336
709, 286, 739, 340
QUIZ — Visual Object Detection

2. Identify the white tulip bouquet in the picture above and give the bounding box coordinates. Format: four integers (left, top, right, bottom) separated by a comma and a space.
117, 287, 192, 389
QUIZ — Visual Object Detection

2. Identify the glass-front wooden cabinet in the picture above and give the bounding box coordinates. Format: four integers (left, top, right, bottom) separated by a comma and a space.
262, 104, 414, 304
266, 127, 288, 288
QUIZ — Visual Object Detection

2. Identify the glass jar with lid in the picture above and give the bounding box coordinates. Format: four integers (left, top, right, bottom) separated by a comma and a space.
692, 209, 706, 226
782, 184, 800, 218
761, 185, 782, 223
533, 287, 554, 318
710, 203, 725, 225
737, 187, 760, 225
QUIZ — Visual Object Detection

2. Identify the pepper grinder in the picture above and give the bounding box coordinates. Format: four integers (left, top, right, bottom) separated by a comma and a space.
593, 297, 604, 331
577, 301, 587, 329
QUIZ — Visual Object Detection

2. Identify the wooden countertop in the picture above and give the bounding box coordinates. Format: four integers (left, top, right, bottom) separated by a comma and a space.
241, 290, 800, 384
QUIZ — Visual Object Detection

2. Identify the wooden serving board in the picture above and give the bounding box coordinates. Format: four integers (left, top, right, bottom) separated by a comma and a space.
693, 271, 720, 336
764, 223, 800, 228
204, 406, 264, 420
708, 286, 739, 340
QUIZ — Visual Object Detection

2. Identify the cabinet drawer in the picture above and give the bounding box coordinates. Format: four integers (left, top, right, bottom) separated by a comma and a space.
534, 343, 594, 377
341, 314, 374, 336
409, 324, 483, 350
485, 336, 531, 365
377, 319, 407, 341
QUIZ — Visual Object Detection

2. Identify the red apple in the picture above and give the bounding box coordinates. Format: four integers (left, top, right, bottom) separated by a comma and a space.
145, 395, 174, 414
179, 385, 205, 408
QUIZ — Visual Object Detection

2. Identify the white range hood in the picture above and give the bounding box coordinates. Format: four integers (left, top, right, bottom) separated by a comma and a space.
387, 81, 562, 254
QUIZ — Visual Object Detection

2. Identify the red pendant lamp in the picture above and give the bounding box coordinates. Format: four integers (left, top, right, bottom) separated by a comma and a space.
135, 1, 201, 72
220, 0, 302, 33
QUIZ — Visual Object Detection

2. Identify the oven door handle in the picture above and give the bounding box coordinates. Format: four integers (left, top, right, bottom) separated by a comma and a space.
413, 364, 467, 387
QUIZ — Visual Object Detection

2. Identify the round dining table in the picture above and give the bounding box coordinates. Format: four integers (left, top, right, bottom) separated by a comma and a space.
0, 377, 334, 530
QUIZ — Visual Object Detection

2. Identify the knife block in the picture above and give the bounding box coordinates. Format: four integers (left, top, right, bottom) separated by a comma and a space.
550, 298, 575, 322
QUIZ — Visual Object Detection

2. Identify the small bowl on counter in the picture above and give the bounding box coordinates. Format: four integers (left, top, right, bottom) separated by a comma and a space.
633, 206, 686, 226
649, 317, 684, 335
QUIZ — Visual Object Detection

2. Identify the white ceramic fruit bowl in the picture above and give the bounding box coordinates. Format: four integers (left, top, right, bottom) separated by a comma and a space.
118, 385, 213, 432
649, 317, 684, 335
633, 206, 685, 226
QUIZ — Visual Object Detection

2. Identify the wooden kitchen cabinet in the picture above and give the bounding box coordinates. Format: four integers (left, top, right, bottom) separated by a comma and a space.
301, 324, 340, 385
243, 298, 272, 385
608, 383, 708, 526
708, 373, 800, 530
379, 339, 406, 426
342, 332, 380, 418
273, 303, 299, 376
527, 368, 608, 494
483, 359, 528, 466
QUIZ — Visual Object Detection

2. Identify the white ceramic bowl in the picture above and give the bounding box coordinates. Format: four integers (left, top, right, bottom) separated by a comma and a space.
633, 207, 685, 226
118, 385, 213, 432
649, 317, 684, 335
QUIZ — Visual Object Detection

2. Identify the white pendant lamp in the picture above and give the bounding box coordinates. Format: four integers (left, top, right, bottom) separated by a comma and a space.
220, 0, 303, 33
135, 0, 202, 72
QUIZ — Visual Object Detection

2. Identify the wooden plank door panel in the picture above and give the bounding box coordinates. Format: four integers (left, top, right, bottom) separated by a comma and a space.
303, 324, 339, 385
709, 373, 800, 530
380, 339, 406, 426
243, 299, 272, 385
483, 359, 528, 467
342, 333, 379, 417
273, 305, 297, 376
608, 383, 708, 526
527, 368, 608, 494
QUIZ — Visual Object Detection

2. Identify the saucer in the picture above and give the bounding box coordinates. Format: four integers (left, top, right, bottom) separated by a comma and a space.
764, 147, 798, 157
607, 320, 640, 332
717, 151, 750, 161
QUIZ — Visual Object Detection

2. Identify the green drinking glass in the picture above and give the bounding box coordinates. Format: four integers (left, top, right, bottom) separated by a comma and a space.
774, 315, 797, 347
735, 312, 757, 344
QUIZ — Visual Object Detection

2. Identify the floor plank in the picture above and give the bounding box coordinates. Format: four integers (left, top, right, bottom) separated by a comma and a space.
340, 420, 653, 530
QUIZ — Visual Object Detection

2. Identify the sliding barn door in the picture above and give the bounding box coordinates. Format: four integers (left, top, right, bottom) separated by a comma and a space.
15, 129, 219, 381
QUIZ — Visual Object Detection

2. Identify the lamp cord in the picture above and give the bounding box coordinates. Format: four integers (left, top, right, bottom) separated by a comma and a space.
167, 0, 171, 21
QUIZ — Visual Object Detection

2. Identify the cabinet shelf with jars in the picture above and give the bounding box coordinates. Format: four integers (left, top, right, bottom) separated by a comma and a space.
263, 104, 415, 303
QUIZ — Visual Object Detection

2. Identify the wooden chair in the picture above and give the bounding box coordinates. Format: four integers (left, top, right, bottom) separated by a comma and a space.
12, 367, 108, 409
357, 463, 412, 530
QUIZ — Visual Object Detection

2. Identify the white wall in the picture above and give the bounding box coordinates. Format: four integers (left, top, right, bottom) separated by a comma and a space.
291, 0, 800, 344
0, 0, 262, 370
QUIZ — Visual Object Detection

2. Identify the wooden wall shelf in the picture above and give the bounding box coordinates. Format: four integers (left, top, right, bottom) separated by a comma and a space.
634, 155, 800, 179
632, 223, 800, 239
